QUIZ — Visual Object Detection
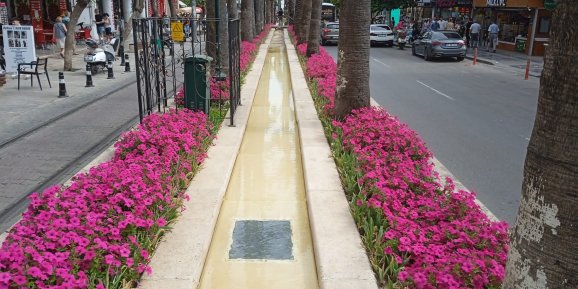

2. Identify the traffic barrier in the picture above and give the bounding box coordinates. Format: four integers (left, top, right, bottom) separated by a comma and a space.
107, 60, 115, 79
124, 54, 131, 72
58, 72, 68, 98
120, 46, 126, 66
85, 64, 94, 87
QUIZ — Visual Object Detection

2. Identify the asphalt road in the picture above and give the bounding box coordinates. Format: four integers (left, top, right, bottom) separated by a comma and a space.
324, 45, 540, 224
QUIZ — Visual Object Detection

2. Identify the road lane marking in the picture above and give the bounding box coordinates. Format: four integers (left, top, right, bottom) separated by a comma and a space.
416, 80, 455, 101
372, 58, 392, 68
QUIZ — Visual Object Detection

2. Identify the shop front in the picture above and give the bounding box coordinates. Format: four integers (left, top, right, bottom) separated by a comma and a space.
473, 0, 551, 56
434, 0, 473, 22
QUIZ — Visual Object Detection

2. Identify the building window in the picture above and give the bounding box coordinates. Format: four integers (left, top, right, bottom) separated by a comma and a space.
539, 17, 550, 33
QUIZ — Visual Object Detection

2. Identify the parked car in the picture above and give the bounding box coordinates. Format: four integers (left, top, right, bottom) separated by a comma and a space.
412, 31, 466, 61
321, 22, 339, 45
370, 24, 394, 47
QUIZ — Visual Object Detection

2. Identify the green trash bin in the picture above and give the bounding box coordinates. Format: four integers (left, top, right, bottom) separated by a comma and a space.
515, 38, 526, 53
184, 55, 213, 114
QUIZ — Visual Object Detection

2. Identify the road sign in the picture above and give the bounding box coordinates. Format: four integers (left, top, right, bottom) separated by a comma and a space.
171, 22, 184, 42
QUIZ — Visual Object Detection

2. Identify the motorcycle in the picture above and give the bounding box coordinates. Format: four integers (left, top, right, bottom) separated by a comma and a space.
83, 38, 118, 75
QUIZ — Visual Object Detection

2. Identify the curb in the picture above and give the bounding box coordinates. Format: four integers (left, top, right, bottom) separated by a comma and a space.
285, 32, 379, 289
464, 55, 495, 66
137, 31, 274, 289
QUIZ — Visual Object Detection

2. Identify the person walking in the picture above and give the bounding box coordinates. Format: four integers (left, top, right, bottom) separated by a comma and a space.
447, 18, 455, 31
53, 16, 67, 58
487, 21, 499, 52
103, 13, 112, 42
94, 9, 105, 41
439, 18, 447, 30
430, 18, 440, 31
469, 19, 481, 49
465, 18, 473, 47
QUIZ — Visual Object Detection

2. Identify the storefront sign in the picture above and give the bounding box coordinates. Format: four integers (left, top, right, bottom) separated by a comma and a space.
486, 0, 506, 6
457, 0, 472, 5
544, 0, 556, 10
0, 3, 8, 24
437, 0, 457, 8
2, 25, 37, 73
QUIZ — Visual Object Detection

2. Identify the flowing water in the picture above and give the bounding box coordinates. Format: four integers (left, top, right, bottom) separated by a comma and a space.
197, 30, 319, 288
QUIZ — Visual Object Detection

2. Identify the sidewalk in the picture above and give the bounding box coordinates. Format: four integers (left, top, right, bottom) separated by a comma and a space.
0, 50, 137, 144
465, 47, 544, 77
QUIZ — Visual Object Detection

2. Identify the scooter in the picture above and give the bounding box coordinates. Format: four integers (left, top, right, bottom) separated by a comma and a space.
84, 38, 118, 75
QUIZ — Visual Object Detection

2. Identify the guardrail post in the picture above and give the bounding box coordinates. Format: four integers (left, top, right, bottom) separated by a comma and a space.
58, 72, 68, 98
107, 60, 115, 79
124, 54, 131, 72
85, 64, 94, 87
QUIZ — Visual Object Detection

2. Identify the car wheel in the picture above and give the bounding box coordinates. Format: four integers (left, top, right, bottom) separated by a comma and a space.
457, 56, 465, 61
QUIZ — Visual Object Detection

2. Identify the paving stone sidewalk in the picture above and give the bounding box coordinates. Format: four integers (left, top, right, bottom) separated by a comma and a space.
465, 48, 544, 77
0, 50, 137, 144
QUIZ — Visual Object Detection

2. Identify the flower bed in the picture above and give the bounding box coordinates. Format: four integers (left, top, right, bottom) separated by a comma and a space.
289, 27, 509, 289
0, 109, 212, 288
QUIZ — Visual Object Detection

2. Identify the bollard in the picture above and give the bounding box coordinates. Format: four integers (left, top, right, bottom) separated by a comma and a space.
524, 58, 531, 80
119, 45, 126, 66
85, 64, 94, 87
58, 72, 68, 98
124, 54, 131, 72
107, 60, 115, 79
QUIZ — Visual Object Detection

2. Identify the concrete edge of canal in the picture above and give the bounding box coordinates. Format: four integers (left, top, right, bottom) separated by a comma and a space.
284, 31, 380, 289
137, 31, 275, 289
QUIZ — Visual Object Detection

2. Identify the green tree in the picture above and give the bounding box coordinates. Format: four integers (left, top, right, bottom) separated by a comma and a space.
333, 0, 370, 119
63, 0, 89, 71
503, 1, 578, 288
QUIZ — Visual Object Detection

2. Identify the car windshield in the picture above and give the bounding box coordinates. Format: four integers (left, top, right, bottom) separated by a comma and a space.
379, 25, 391, 30
433, 32, 462, 40
327, 24, 339, 29
371, 26, 387, 31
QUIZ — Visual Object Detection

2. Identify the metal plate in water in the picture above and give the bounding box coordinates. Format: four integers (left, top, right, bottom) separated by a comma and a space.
229, 220, 293, 260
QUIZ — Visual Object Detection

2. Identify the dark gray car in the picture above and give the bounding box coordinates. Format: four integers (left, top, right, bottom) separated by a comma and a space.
321, 22, 339, 45
412, 31, 466, 61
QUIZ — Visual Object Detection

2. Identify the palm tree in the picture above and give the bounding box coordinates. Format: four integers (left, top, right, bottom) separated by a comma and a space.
297, 0, 311, 44
286, 0, 295, 25
62, 0, 90, 71
306, 0, 322, 56
255, 0, 265, 34
293, 0, 302, 31
333, 0, 370, 119
206, 0, 229, 72
228, 0, 238, 19
241, 0, 256, 41
503, 1, 578, 287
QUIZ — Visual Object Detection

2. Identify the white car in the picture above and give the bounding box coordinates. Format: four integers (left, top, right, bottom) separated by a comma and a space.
370, 24, 394, 47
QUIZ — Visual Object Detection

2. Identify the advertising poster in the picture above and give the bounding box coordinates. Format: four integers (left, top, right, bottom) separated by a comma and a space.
2, 25, 37, 73
0, 3, 8, 25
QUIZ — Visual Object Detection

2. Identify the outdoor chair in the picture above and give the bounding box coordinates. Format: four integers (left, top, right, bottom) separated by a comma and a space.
18, 57, 51, 90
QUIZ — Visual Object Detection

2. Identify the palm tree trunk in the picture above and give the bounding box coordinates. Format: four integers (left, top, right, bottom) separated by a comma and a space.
228, 0, 238, 19
504, 1, 578, 288
241, 0, 255, 41
206, 0, 217, 60
63, 0, 89, 71
286, 0, 294, 25
333, 0, 370, 119
122, 0, 146, 51
306, 0, 321, 56
297, 0, 311, 44
219, 0, 229, 73
294, 0, 302, 33
254, 0, 264, 34
167, 0, 178, 16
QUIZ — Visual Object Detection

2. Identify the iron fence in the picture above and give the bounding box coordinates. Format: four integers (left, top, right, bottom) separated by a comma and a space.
132, 17, 241, 125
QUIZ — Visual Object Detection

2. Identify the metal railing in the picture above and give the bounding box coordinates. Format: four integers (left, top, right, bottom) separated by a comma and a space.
132, 17, 241, 125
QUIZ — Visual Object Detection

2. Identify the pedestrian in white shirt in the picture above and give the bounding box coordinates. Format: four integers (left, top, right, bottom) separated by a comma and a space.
469, 20, 482, 48
439, 18, 448, 30
487, 21, 499, 52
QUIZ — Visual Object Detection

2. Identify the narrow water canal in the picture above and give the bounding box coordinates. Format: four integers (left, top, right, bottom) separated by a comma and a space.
197, 31, 319, 288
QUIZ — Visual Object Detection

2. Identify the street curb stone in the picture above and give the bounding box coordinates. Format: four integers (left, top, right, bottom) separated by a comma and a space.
285, 31, 379, 289
137, 31, 274, 289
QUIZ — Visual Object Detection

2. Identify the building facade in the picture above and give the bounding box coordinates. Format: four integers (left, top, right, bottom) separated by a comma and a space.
472, 0, 552, 55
